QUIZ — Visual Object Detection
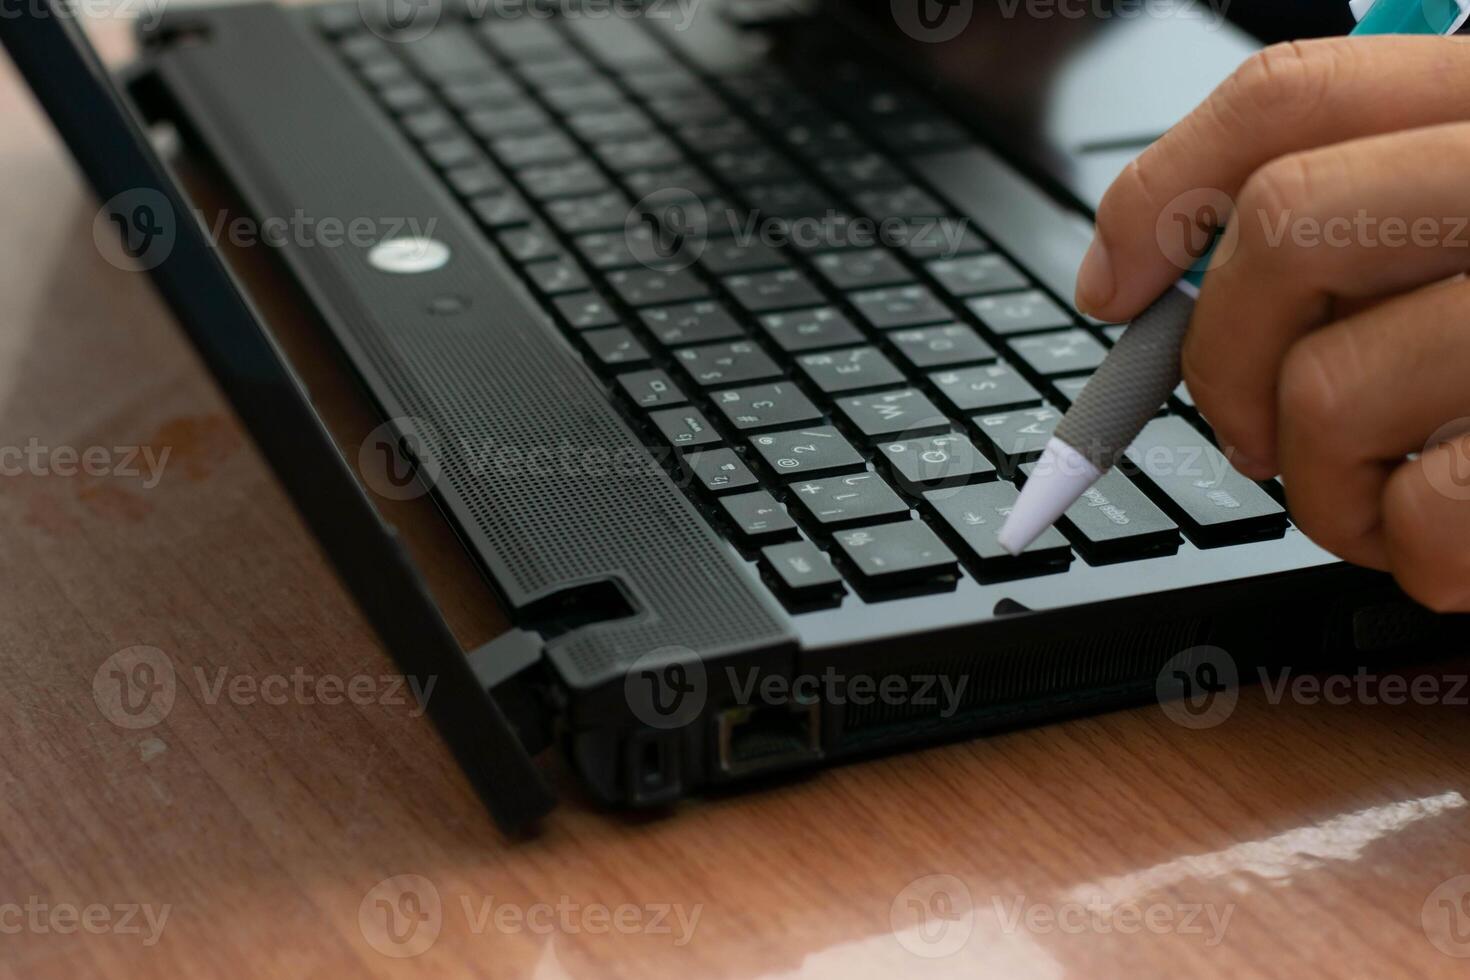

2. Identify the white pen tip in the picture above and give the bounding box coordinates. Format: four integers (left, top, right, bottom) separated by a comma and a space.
998, 438, 1103, 556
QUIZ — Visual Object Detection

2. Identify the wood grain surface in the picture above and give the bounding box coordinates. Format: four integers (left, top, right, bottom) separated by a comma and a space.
5, 14, 1470, 980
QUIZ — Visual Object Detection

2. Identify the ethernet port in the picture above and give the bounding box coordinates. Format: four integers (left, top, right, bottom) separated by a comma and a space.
717, 698, 821, 776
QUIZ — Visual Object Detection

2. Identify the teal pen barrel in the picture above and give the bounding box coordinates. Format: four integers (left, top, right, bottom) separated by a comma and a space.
1354, 0, 1467, 35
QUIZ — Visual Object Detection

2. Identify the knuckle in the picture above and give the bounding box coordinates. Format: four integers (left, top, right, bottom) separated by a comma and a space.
1277, 334, 1348, 434
1383, 466, 1470, 612
1239, 152, 1315, 235
1223, 40, 1340, 127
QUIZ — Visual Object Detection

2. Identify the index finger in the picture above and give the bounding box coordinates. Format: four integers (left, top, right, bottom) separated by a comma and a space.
1077, 35, 1470, 322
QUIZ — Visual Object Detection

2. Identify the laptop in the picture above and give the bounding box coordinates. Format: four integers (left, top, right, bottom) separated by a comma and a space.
2, 0, 1447, 834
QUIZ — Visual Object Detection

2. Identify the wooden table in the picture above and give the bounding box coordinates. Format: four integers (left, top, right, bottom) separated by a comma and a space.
6, 16, 1470, 980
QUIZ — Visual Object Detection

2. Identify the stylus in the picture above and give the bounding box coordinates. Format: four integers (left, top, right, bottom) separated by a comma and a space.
997, 0, 1470, 556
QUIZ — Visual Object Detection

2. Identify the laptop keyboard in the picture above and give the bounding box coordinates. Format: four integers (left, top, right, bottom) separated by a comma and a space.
321, 8, 1288, 607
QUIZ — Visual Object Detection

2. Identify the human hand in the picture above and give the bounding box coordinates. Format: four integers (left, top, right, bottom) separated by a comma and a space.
1077, 37, 1470, 611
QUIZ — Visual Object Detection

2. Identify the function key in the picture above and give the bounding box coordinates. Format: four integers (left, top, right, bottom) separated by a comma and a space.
811, 250, 912, 291
759, 307, 865, 353
888, 324, 995, 370
1121, 417, 1287, 545
796, 346, 905, 395
712, 382, 822, 432
925, 482, 1072, 568
675, 341, 783, 388
849, 284, 951, 330
617, 369, 686, 410
749, 426, 865, 479
930, 363, 1042, 413
926, 254, 1029, 297
684, 448, 759, 495
835, 388, 948, 441
878, 433, 995, 492
720, 490, 798, 542
641, 301, 744, 347
967, 289, 1074, 335
973, 406, 1062, 467
1008, 329, 1109, 377
1020, 464, 1179, 562
761, 540, 847, 599
790, 472, 910, 528
724, 269, 826, 314
832, 521, 959, 585
649, 406, 722, 449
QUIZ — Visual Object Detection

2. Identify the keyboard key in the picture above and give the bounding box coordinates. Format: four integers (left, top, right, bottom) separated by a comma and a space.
1122, 417, 1288, 545
968, 290, 1074, 335
835, 388, 948, 441
709, 147, 798, 185
524, 257, 590, 295
649, 406, 722, 449
812, 250, 911, 291
818, 154, 906, 191
1051, 376, 1092, 407
761, 540, 846, 598
675, 341, 782, 387
518, 159, 609, 200
879, 433, 995, 492
797, 346, 905, 394
749, 426, 865, 478
791, 472, 910, 527
399, 28, 498, 82
379, 81, 433, 113
573, 111, 659, 143
973, 406, 1062, 467
575, 227, 669, 271
849, 284, 951, 329
930, 364, 1042, 413
832, 521, 958, 584
927, 254, 1029, 297
607, 268, 710, 307
854, 185, 944, 222
1008, 329, 1108, 376
724, 270, 826, 314
1020, 464, 1180, 561
641, 301, 744, 346
720, 490, 798, 541
444, 79, 524, 111
617, 369, 686, 410
711, 382, 822, 432
463, 103, 551, 139
684, 448, 759, 494
498, 223, 561, 263
401, 108, 458, 142
446, 163, 506, 198
925, 482, 1072, 566
623, 164, 716, 198
582, 327, 649, 368
423, 136, 483, 170
898, 217, 989, 260
783, 120, 864, 159
889, 324, 995, 370
491, 132, 580, 168
542, 83, 626, 113
545, 192, 633, 234
700, 239, 789, 276
469, 191, 532, 228
553, 291, 620, 330
678, 118, 760, 151
759, 307, 865, 353
878, 117, 970, 153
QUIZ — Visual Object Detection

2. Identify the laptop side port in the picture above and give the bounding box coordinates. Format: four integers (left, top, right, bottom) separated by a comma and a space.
716, 698, 822, 777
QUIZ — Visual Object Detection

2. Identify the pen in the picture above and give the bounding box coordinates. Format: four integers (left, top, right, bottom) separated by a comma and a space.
997, 0, 1470, 556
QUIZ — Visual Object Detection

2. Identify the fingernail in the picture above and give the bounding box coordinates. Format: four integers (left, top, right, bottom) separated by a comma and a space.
1075, 236, 1114, 315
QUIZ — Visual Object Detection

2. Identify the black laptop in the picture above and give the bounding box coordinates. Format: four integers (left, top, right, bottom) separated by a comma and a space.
2, 0, 1445, 833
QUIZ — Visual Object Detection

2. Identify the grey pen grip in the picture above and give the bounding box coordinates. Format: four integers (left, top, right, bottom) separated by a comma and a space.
1052, 284, 1196, 471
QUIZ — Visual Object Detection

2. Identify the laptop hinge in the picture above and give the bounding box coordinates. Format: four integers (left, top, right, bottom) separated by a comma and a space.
468, 629, 554, 758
